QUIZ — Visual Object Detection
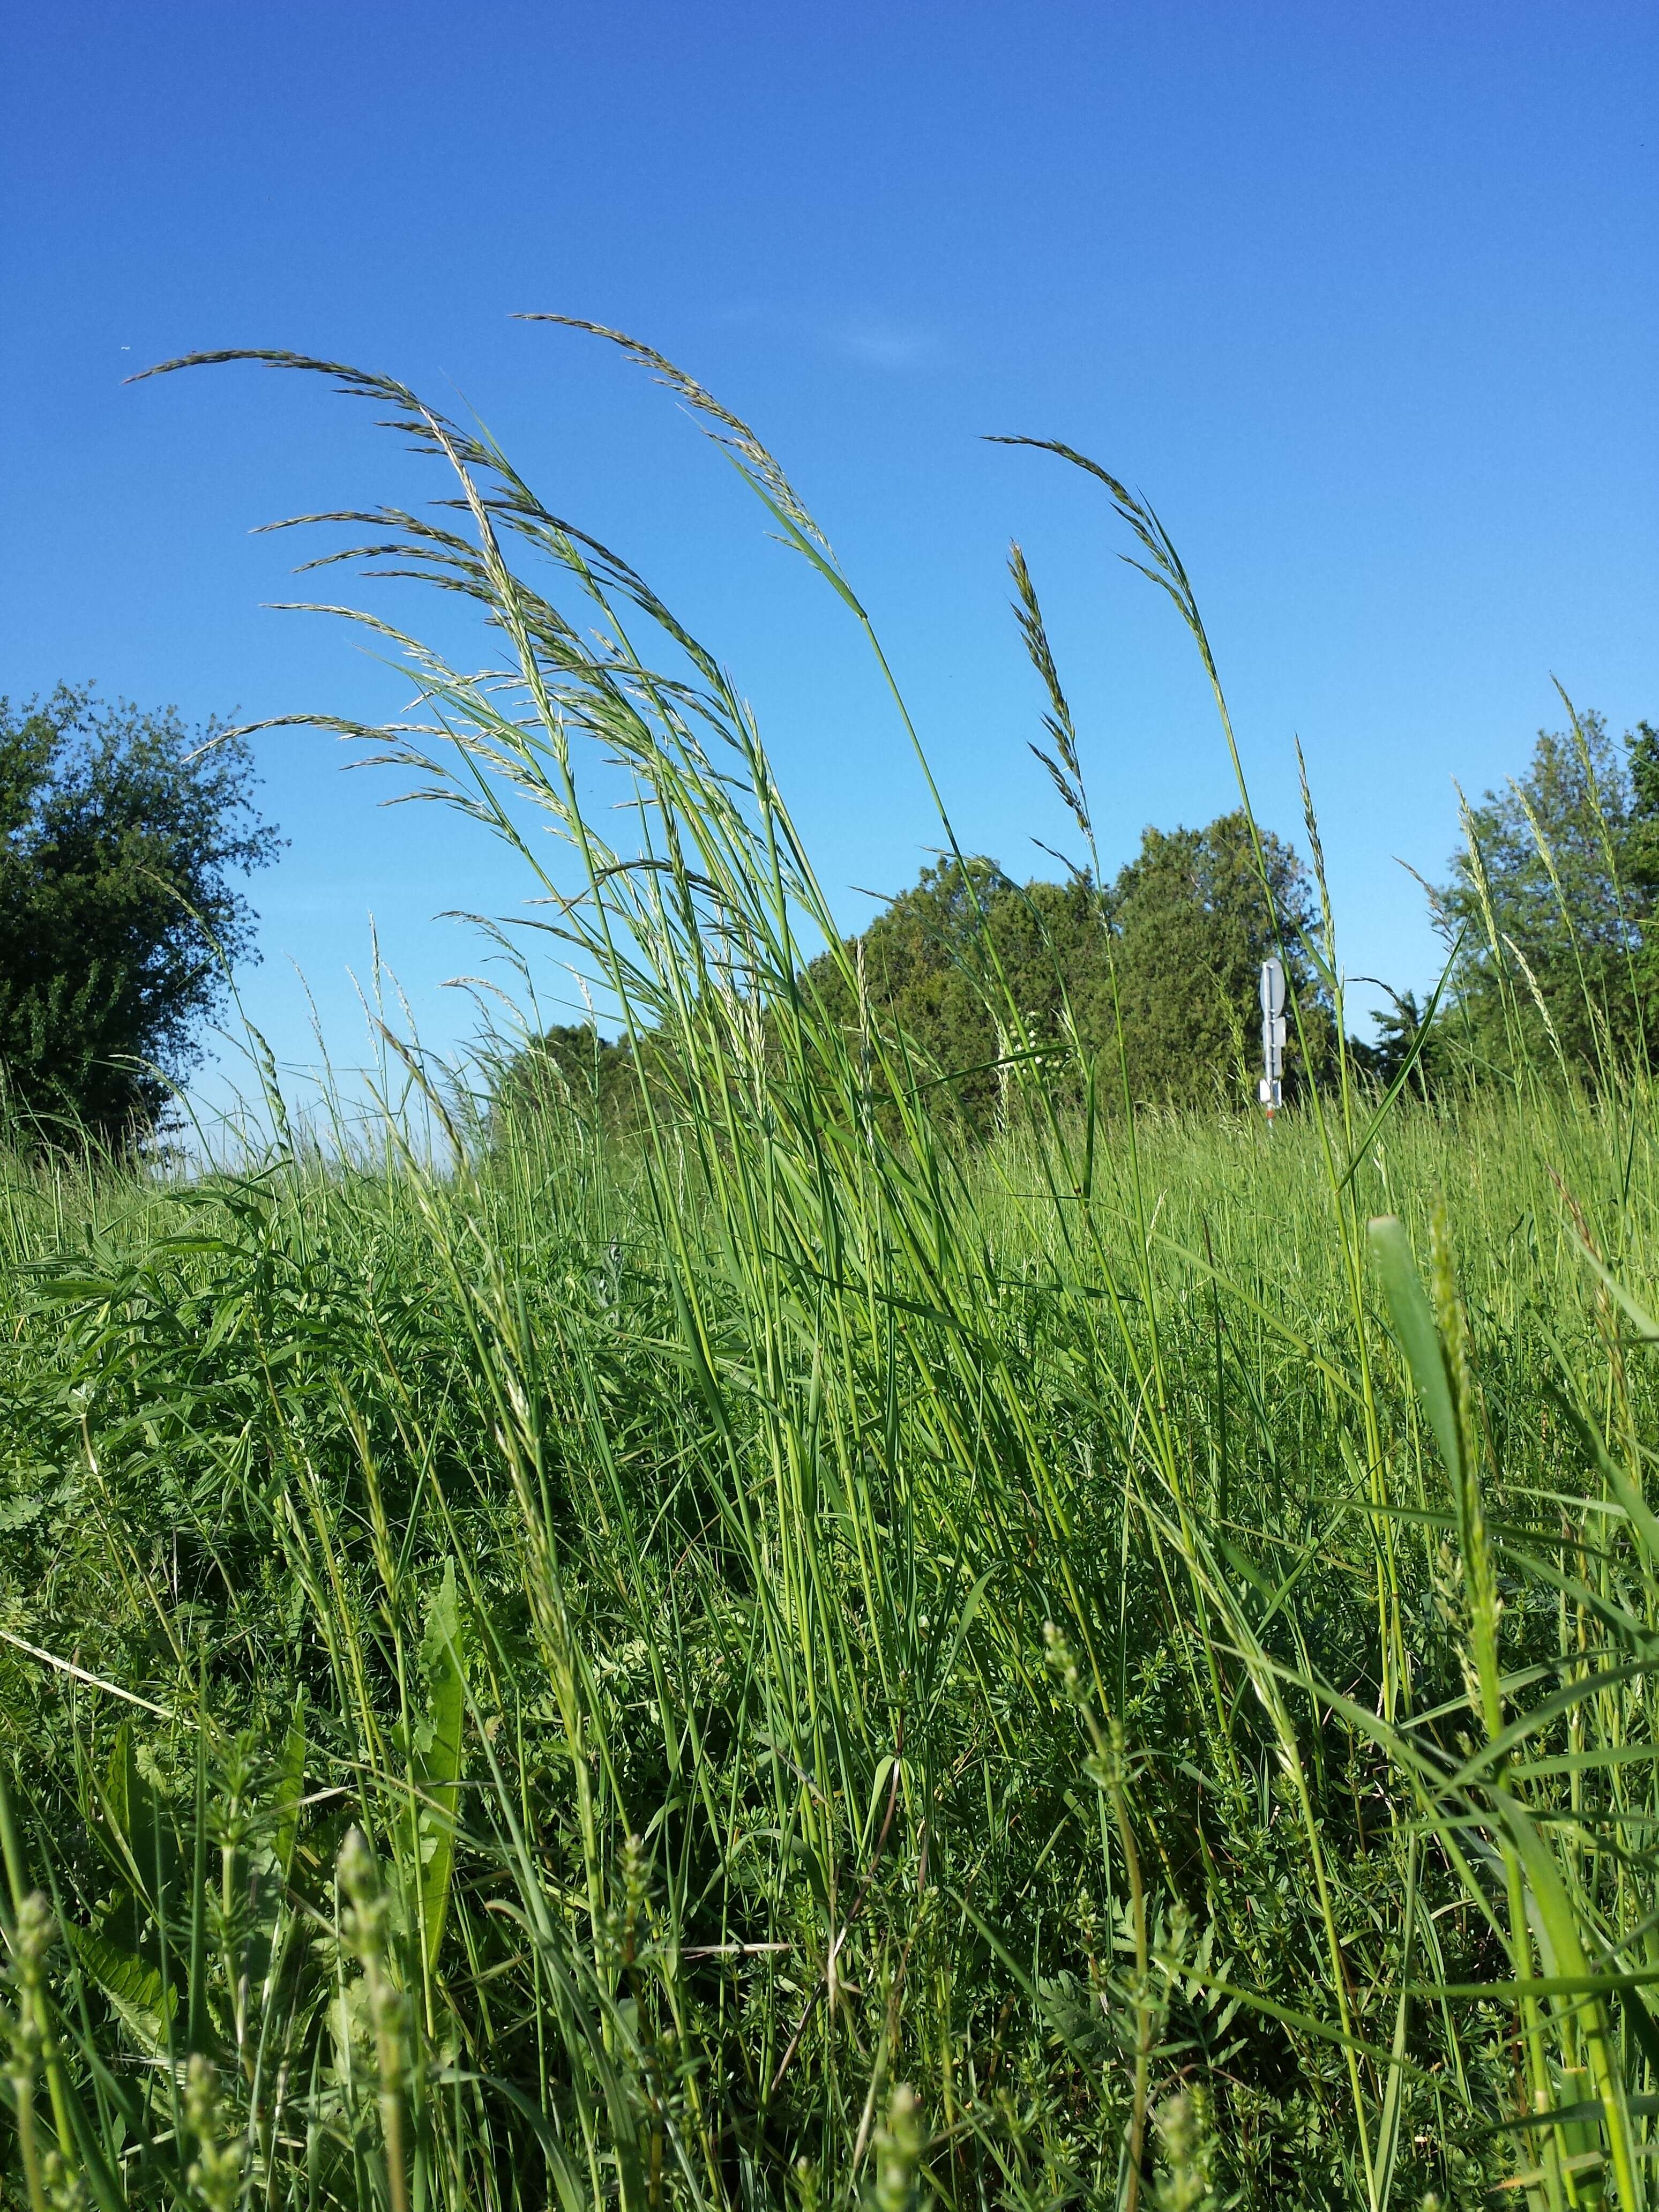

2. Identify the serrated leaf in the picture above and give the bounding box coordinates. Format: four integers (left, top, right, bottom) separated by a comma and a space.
66, 1924, 177, 2052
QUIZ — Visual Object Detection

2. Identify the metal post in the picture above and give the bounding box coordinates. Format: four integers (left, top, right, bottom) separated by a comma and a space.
1259, 958, 1285, 1121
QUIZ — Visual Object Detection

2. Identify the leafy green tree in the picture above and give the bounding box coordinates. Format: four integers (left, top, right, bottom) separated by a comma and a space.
799, 858, 1064, 1125
0, 685, 281, 1146
1351, 989, 1443, 1098
1108, 812, 1327, 1107
804, 810, 1327, 1121
482, 1020, 645, 1140
1621, 719, 1659, 1012
1436, 708, 1658, 1077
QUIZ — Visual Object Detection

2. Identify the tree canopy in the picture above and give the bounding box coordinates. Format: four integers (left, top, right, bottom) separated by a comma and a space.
1434, 708, 1659, 1079
498, 708, 1659, 1139
804, 808, 1329, 1122
487, 810, 1328, 1144
0, 685, 282, 1146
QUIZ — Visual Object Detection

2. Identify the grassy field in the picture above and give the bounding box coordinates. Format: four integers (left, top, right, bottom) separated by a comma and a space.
5, 334, 1659, 2211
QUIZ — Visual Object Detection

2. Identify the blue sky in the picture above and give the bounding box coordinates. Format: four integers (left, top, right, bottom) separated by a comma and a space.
6, 0, 1656, 1114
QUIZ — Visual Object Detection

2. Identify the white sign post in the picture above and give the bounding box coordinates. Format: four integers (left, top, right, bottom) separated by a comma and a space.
1259, 957, 1286, 1122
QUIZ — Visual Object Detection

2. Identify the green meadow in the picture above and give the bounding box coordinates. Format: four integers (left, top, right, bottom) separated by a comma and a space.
5, 336, 1659, 2211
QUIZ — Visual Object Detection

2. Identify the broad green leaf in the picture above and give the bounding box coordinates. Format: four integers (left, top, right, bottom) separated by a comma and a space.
66, 1925, 176, 2053
411, 1559, 466, 1974
1367, 1215, 1461, 1486
96, 1722, 175, 1901
273, 1691, 306, 1885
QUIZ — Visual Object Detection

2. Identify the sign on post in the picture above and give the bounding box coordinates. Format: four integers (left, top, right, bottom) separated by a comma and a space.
1259, 957, 1286, 1120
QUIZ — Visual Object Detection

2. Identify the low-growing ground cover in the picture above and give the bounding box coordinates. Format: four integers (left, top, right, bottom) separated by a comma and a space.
4, 1089, 1658, 2211
5, 333, 1659, 2210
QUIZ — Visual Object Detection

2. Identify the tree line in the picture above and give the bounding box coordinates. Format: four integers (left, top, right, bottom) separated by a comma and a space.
2, 681, 1654, 1148
1396, 707, 1659, 1087
502, 707, 1659, 1134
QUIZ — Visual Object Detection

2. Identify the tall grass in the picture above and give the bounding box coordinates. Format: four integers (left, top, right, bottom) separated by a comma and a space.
4, 328, 1659, 2210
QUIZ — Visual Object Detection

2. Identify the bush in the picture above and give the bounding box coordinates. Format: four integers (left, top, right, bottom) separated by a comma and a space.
0, 684, 281, 1147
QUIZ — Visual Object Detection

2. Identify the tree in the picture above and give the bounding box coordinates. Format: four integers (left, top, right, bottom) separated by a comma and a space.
0, 685, 282, 1146
1621, 719, 1659, 1014
802, 856, 1105, 1123
1436, 708, 1658, 1077
803, 809, 1329, 1122
482, 1020, 646, 1141
1107, 812, 1328, 1107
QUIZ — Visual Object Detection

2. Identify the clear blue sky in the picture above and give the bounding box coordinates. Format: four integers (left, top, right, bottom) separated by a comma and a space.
6, 0, 1656, 1113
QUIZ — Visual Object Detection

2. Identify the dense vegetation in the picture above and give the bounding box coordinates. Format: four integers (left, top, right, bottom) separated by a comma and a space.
493, 713, 1659, 1139
0, 686, 280, 1148
5, 331, 1659, 2212
801, 812, 1328, 1122
1428, 707, 1659, 1082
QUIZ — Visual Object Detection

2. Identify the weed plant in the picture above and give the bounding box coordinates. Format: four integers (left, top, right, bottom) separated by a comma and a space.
4, 329, 1659, 2211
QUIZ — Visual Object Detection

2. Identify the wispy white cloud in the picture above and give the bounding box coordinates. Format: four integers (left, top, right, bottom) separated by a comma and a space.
830, 318, 937, 370
708, 300, 941, 371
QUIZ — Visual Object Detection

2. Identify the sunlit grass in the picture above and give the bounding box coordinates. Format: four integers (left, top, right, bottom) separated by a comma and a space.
5, 329, 1659, 2211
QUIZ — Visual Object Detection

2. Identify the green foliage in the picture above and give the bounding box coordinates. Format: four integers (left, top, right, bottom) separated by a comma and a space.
484, 1021, 663, 1146
6, 329, 1659, 2212
0, 684, 281, 1148
1437, 706, 1658, 1078
804, 813, 1327, 1127
8, 1086, 1659, 2212
1623, 719, 1659, 998
1351, 988, 1446, 1096
408, 1564, 466, 1978
1109, 811, 1328, 1104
